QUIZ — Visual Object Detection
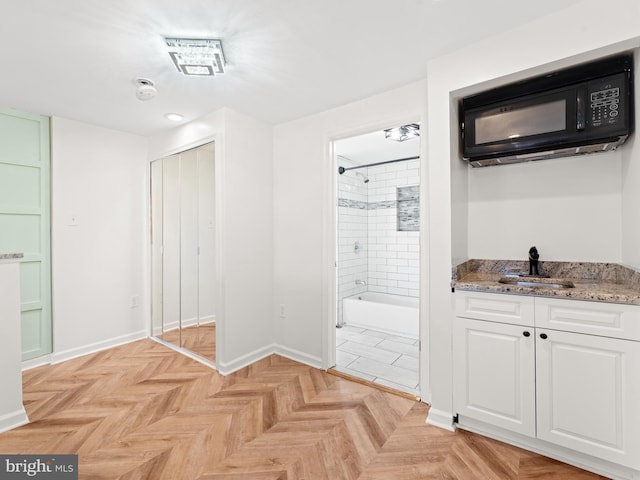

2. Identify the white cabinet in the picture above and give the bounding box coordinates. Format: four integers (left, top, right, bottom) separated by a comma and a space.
453, 317, 536, 436
536, 328, 640, 468
453, 291, 640, 471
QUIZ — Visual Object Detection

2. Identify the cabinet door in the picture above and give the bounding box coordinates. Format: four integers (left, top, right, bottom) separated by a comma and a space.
536, 330, 640, 469
453, 317, 536, 437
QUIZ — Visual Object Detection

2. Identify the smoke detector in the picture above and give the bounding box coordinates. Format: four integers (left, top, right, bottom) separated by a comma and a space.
135, 78, 157, 101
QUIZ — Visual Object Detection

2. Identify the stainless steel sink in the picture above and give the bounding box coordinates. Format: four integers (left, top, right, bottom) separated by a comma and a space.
499, 276, 575, 289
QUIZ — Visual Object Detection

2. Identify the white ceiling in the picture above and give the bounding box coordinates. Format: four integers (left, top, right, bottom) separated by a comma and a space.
1, 0, 583, 136
335, 128, 420, 166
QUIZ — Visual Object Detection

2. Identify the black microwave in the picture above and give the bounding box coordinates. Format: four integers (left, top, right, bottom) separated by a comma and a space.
461, 54, 633, 167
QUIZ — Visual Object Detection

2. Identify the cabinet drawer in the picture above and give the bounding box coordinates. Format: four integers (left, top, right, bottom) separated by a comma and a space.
455, 292, 534, 326
535, 298, 640, 341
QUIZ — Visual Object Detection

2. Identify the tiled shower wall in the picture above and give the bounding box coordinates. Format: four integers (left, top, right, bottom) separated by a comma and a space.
367, 160, 420, 297
337, 158, 368, 324
337, 157, 420, 325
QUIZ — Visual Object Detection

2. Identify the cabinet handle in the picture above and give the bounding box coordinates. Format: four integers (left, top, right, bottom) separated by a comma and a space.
523, 331, 530, 337
540, 333, 548, 340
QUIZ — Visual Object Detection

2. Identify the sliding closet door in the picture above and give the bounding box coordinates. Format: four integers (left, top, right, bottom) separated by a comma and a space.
151, 142, 216, 361
195, 146, 215, 360
161, 154, 181, 346
179, 149, 199, 350
198, 148, 215, 324
150, 160, 163, 337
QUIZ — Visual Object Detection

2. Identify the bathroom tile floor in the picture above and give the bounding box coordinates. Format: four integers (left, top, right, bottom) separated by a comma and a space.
334, 324, 420, 397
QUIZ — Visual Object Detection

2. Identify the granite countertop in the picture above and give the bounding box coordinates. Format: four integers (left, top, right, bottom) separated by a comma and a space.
0, 253, 23, 260
453, 259, 640, 305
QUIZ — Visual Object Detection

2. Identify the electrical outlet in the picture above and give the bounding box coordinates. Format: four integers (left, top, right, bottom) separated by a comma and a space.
279, 304, 286, 318
131, 295, 139, 308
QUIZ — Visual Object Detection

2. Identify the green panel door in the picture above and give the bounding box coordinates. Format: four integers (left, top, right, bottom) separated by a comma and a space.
0, 108, 51, 360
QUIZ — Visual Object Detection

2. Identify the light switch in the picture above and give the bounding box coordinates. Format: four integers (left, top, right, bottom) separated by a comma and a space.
68, 212, 79, 226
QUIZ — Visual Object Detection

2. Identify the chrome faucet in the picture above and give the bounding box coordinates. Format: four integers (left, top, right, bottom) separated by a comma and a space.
355, 279, 366, 286
528, 246, 540, 276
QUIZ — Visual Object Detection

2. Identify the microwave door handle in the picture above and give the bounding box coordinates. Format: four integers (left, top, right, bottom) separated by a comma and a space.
576, 85, 587, 131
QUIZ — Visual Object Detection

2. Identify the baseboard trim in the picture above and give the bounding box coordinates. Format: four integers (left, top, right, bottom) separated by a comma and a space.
216, 344, 277, 376
51, 330, 148, 364
0, 408, 29, 434
458, 418, 639, 480
22, 354, 53, 371
274, 345, 323, 370
426, 407, 456, 432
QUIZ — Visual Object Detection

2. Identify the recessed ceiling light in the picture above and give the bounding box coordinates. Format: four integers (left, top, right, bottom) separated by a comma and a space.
165, 113, 184, 122
384, 123, 420, 142
165, 37, 226, 76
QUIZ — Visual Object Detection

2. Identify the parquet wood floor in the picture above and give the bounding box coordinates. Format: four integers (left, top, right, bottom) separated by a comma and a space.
162, 323, 216, 361
0, 339, 606, 479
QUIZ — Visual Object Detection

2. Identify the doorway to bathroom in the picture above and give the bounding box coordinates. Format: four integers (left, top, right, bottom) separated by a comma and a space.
332, 124, 421, 397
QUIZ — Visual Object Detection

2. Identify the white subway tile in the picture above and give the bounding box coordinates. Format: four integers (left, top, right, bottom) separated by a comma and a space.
409, 289, 420, 297
387, 258, 408, 266
388, 244, 408, 252
388, 272, 409, 281
386, 162, 407, 172
373, 172, 397, 181
368, 271, 387, 279
369, 285, 388, 293
393, 178, 408, 186
377, 265, 398, 273
377, 237, 397, 245
388, 287, 409, 296
405, 159, 419, 169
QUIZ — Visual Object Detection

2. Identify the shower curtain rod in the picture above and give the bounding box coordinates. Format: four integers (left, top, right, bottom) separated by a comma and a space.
337, 155, 419, 174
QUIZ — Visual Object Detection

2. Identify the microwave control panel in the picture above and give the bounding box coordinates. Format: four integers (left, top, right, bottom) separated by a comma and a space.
589, 73, 626, 128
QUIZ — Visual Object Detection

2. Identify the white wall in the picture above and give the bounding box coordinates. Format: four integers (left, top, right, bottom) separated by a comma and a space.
148, 108, 275, 374
425, 0, 640, 428
51, 117, 148, 361
467, 152, 622, 262
621, 48, 640, 269
273, 81, 426, 369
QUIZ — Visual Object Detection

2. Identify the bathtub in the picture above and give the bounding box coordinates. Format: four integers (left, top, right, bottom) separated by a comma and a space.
342, 292, 419, 338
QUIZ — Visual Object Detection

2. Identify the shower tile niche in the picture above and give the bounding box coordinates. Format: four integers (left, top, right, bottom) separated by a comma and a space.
397, 186, 419, 231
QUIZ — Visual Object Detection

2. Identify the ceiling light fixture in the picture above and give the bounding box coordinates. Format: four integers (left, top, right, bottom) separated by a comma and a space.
165, 37, 226, 76
384, 123, 420, 142
165, 113, 184, 122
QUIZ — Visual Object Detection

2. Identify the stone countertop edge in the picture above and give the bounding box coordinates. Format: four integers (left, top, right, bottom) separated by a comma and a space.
452, 259, 640, 306
0, 253, 24, 260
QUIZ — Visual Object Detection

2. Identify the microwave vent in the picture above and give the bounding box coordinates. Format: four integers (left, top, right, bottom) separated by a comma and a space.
576, 144, 609, 154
